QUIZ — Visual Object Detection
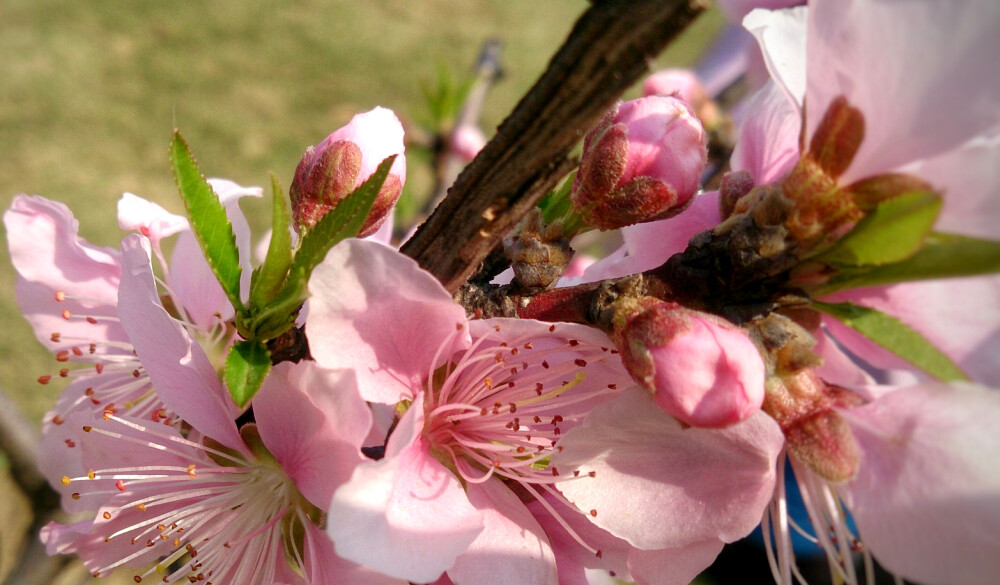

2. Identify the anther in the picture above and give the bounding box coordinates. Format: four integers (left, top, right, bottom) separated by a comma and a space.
55, 290, 67, 302
116, 480, 127, 491
103, 511, 112, 520
61, 476, 71, 485
590, 509, 597, 517
37, 375, 51, 384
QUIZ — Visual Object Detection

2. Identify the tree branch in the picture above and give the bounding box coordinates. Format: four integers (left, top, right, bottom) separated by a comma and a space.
401, 0, 707, 292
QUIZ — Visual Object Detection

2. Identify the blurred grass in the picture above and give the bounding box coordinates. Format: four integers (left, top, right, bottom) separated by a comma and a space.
0, 1, 723, 423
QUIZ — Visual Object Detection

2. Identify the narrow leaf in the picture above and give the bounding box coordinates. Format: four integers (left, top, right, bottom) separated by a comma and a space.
224, 339, 272, 407
170, 131, 244, 313
816, 232, 1000, 295
812, 191, 941, 267
249, 174, 293, 309
813, 300, 968, 382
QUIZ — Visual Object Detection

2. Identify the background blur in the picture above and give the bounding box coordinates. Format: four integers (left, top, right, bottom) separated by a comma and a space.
0, 1, 722, 582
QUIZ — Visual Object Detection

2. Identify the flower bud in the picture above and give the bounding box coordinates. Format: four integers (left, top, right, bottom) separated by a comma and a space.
612, 297, 765, 428
571, 96, 707, 230
642, 69, 706, 108
449, 123, 487, 162
290, 106, 406, 237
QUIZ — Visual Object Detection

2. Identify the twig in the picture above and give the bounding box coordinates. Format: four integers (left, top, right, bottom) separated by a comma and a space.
401, 0, 708, 292
426, 39, 505, 212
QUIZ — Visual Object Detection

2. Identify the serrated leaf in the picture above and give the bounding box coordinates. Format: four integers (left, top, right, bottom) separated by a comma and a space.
224, 339, 271, 407
816, 232, 1000, 296
812, 191, 942, 267
813, 300, 968, 382
249, 174, 293, 309
170, 131, 244, 313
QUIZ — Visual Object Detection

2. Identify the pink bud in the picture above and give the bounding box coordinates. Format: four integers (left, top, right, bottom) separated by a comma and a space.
642, 69, 706, 107
612, 298, 764, 428
449, 123, 487, 162
571, 96, 707, 230
290, 106, 406, 237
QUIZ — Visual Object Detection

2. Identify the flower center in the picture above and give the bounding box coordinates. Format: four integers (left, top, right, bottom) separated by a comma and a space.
58, 417, 318, 584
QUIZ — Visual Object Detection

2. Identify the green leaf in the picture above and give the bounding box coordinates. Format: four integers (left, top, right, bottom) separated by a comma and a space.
170, 131, 244, 314
816, 232, 1000, 295
813, 300, 968, 382
224, 339, 271, 407
812, 191, 942, 267
249, 174, 293, 309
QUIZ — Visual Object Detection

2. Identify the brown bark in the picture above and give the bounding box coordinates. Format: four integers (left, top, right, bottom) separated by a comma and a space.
401, 0, 708, 292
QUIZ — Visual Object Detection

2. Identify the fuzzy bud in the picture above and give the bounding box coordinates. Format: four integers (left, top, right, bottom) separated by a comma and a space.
611, 297, 765, 428
571, 96, 708, 230
290, 106, 406, 236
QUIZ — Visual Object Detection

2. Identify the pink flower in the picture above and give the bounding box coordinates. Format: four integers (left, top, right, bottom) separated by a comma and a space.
571, 96, 708, 230
612, 298, 765, 428
4, 181, 258, 428
39, 233, 396, 585
290, 106, 406, 237
733, 3, 1000, 582
306, 239, 633, 583
764, 381, 1000, 585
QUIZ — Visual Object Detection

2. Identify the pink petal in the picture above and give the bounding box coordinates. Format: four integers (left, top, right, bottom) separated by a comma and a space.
628, 539, 724, 585
327, 405, 483, 583
553, 386, 783, 549
307, 238, 470, 404
822, 275, 1000, 386
167, 230, 235, 328
448, 479, 557, 585
806, 0, 1000, 182
577, 191, 722, 284
907, 130, 1000, 241
116, 193, 188, 242
302, 521, 406, 585
730, 81, 802, 185
743, 6, 808, 107
254, 362, 370, 510
527, 494, 632, 585
811, 328, 876, 388
839, 382, 1000, 585
5, 195, 126, 350
116, 234, 244, 450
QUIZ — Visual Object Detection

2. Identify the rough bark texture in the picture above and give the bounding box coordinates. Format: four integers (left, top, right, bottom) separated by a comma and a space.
401, 0, 708, 292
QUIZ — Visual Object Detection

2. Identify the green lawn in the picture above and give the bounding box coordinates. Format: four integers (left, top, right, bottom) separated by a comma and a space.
0, 0, 723, 422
